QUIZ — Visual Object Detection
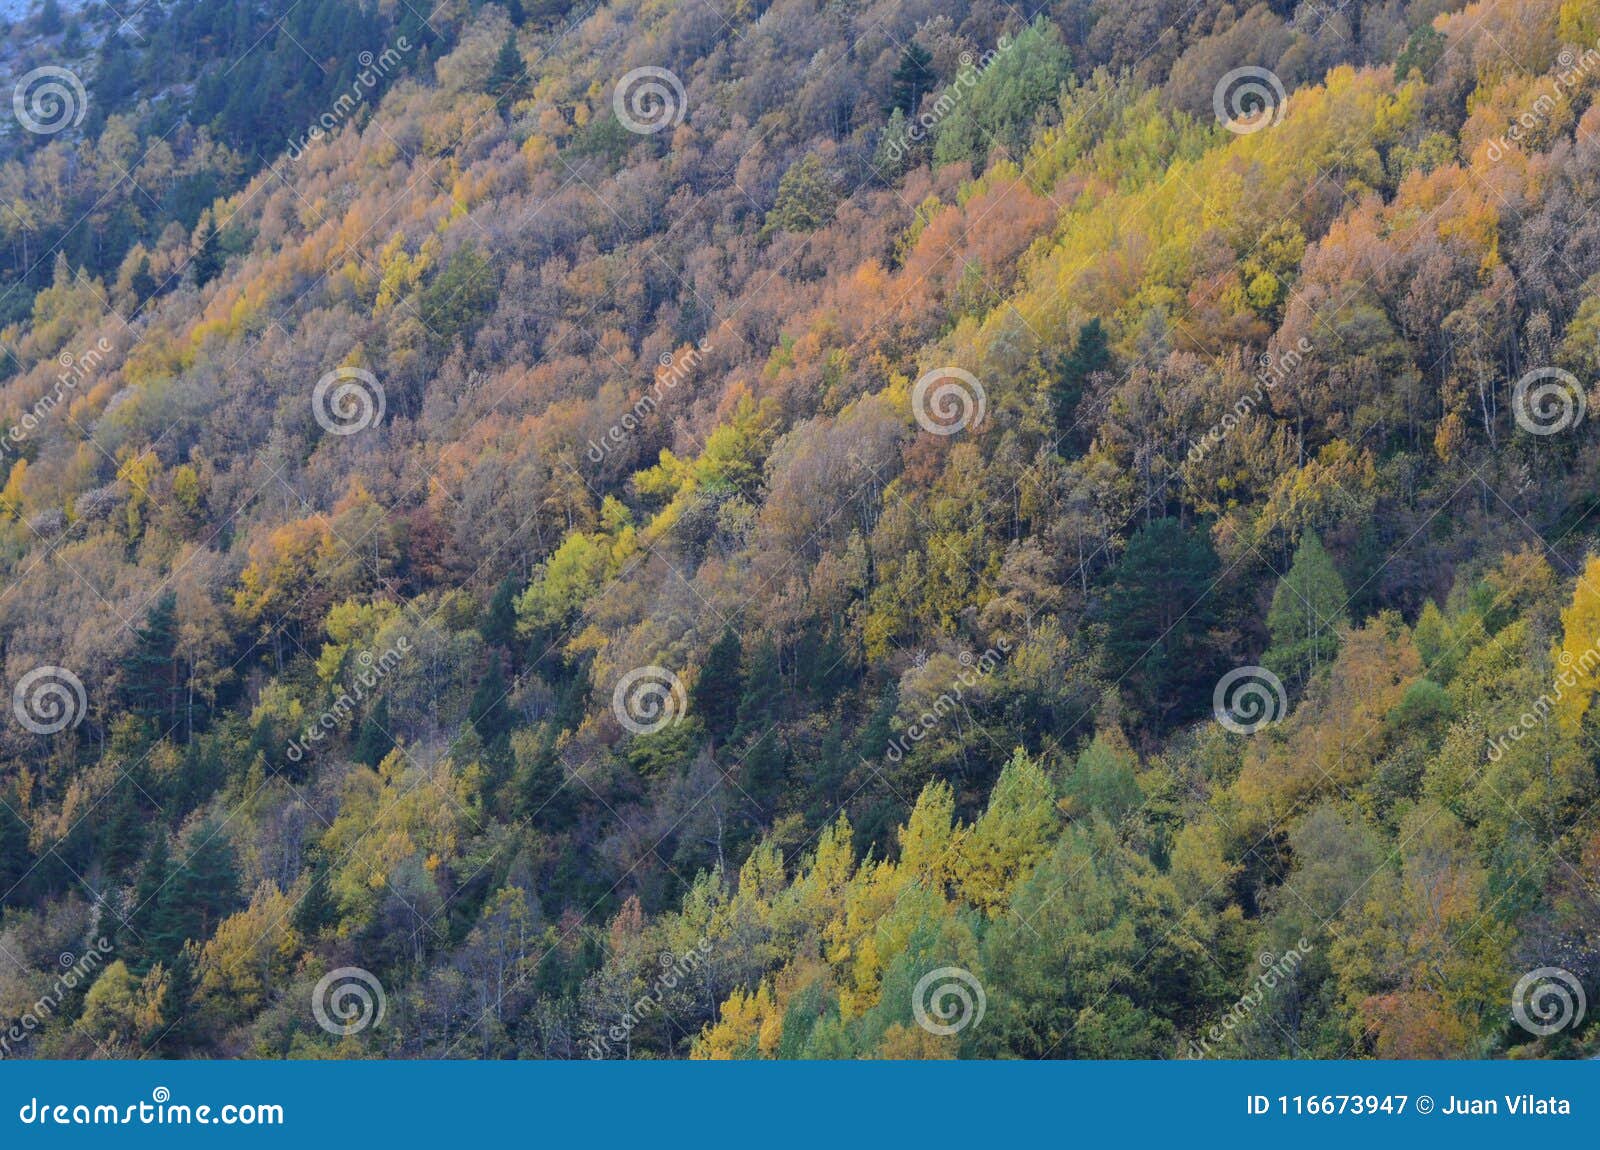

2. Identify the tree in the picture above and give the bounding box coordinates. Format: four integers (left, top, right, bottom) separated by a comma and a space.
1050, 318, 1111, 444
1098, 518, 1222, 726
119, 591, 181, 736
886, 43, 934, 115
419, 244, 498, 345
191, 215, 222, 287
355, 695, 395, 767
692, 628, 743, 745
128, 252, 158, 310
1555, 555, 1600, 734
470, 656, 513, 744
141, 822, 240, 969
483, 574, 521, 654
485, 33, 529, 110
1063, 730, 1143, 825
762, 155, 837, 238
1265, 532, 1350, 687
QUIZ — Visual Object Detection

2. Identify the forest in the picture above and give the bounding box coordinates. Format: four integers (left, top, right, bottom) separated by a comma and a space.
0, 0, 1596, 1060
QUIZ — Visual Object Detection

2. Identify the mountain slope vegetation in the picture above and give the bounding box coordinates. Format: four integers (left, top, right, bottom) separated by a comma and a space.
0, 0, 1597, 1059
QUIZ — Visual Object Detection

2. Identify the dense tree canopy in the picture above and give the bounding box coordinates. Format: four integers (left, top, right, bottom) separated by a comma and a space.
0, 0, 1596, 1062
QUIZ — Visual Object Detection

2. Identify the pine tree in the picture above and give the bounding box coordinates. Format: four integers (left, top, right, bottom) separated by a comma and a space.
734, 637, 781, 741
693, 628, 743, 745
0, 793, 32, 911
100, 786, 146, 874
1264, 532, 1350, 687
1051, 318, 1111, 443
470, 657, 513, 744
119, 591, 180, 735
191, 216, 223, 287
1099, 517, 1222, 727
483, 574, 521, 654
153, 946, 196, 1053
886, 43, 934, 115
292, 859, 334, 938
354, 695, 395, 767
125, 831, 170, 971
762, 155, 837, 238
129, 252, 158, 310
144, 823, 239, 968
485, 33, 529, 110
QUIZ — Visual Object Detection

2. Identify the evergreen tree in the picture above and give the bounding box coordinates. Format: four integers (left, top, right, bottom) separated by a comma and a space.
1051, 318, 1111, 444
128, 253, 158, 310
1098, 518, 1222, 727
36, 0, 63, 35
693, 628, 743, 745
100, 786, 146, 874
762, 155, 838, 238
354, 695, 395, 767
152, 946, 196, 1053
0, 793, 32, 912
886, 43, 934, 115
191, 216, 222, 287
485, 33, 529, 109
292, 858, 334, 938
1064, 731, 1143, 824
470, 657, 513, 744
125, 831, 170, 971
483, 574, 521, 655
144, 823, 239, 968
1264, 532, 1350, 687
119, 591, 180, 734
734, 638, 782, 741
